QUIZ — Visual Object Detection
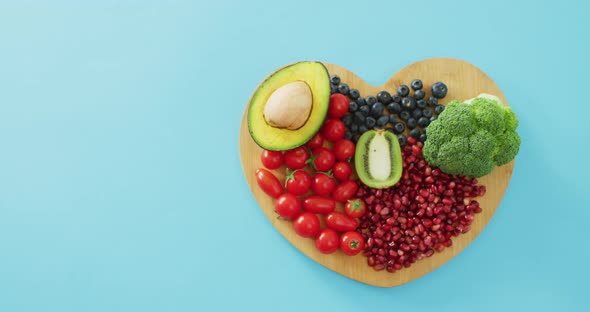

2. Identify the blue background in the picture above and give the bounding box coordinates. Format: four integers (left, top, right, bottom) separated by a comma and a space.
1, 1, 588, 311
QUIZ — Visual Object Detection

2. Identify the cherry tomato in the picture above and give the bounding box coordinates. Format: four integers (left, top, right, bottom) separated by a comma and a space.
333, 162, 352, 181
302, 195, 335, 214
260, 150, 283, 170
344, 198, 366, 218
340, 231, 365, 256
306, 132, 324, 151
325, 212, 359, 232
328, 94, 349, 118
315, 229, 340, 254
333, 139, 355, 161
293, 212, 321, 238
275, 193, 301, 219
311, 172, 336, 196
255, 168, 283, 198
311, 147, 335, 172
321, 119, 346, 142
332, 180, 358, 203
285, 169, 311, 196
284, 147, 309, 170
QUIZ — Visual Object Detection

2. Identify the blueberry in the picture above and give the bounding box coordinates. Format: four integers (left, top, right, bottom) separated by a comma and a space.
359, 105, 370, 116
394, 122, 405, 134
354, 111, 366, 124
401, 97, 416, 110
359, 125, 369, 134
352, 133, 361, 143
349, 89, 360, 99
330, 75, 341, 85
422, 109, 433, 118
389, 114, 397, 124
411, 79, 423, 90
407, 118, 417, 129
414, 89, 425, 100
409, 128, 421, 138
366, 116, 376, 128
419, 133, 427, 143
427, 96, 438, 107
337, 83, 349, 95
370, 102, 384, 117
330, 84, 338, 94
418, 116, 430, 127
416, 99, 427, 109
391, 94, 402, 103
377, 91, 392, 104
344, 130, 353, 140
386, 128, 396, 134
397, 85, 410, 97
399, 111, 411, 121
342, 114, 353, 126
431, 82, 448, 99
434, 104, 445, 115
397, 134, 407, 147
430, 116, 438, 122
351, 123, 359, 132
387, 102, 402, 114
349, 101, 359, 113
356, 96, 365, 106
365, 96, 377, 106
376, 115, 389, 128
412, 108, 423, 119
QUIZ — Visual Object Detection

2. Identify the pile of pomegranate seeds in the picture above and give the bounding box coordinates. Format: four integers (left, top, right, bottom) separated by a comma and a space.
355, 136, 486, 273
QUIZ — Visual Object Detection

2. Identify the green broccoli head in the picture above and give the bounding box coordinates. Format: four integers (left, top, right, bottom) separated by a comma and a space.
437, 100, 477, 136
503, 106, 519, 131
494, 130, 521, 166
470, 97, 505, 133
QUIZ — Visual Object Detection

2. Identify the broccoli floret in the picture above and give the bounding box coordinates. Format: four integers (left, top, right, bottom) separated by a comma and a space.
422, 94, 521, 177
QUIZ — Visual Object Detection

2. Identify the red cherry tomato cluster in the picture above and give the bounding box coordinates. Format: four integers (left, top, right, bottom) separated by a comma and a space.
254, 100, 369, 256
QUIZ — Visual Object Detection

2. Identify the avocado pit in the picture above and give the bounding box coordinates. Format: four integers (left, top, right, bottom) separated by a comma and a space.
263, 81, 313, 130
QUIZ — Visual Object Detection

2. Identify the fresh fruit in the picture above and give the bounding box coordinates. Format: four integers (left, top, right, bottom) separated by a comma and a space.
354, 129, 403, 189
302, 195, 336, 214
325, 212, 359, 232
330, 75, 340, 85
397, 134, 407, 147
393, 122, 405, 134
328, 94, 350, 118
402, 97, 416, 110
370, 102, 384, 117
397, 85, 410, 97
321, 118, 346, 142
284, 147, 309, 170
333, 162, 352, 181
312, 172, 336, 196
340, 232, 365, 256
293, 212, 321, 238
344, 198, 366, 218
261, 150, 283, 170
315, 229, 340, 254
434, 104, 445, 114
333, 139, 355, 161
309, 147, 336, 171
411, 79, 423, 90
399, 111, 410, 121
306, 132, 324, 151
332, 180, 358, 202
247, 61, 330, 151
365, 96, 377, 105
275, 193, 300, 219
406, 118, 417, 129
285, 169, 312, 196
255, 168, 283, 198
409, 128, 421, 138
337, 83, 349, 95
376, 91, 392, 104
431, 81, 448, 98
349, 89, 360, 99
348, 101, 358, 113
414, 89, 425, 100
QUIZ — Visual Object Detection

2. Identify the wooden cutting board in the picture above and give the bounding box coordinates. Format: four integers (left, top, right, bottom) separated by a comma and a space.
239, 58, 514, 287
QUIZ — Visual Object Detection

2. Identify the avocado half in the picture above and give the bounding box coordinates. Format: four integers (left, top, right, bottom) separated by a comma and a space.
247, 61, 331, 151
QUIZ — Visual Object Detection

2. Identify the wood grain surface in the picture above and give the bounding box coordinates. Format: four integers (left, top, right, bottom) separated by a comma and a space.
239, 58, 514, 287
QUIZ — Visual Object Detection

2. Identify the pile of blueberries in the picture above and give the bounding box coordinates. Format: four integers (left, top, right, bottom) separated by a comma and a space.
330, 75, 448, 146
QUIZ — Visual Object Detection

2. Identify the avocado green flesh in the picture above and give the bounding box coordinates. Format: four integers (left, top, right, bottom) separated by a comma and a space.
355, 130, 403, 189
247, 61, 330, 151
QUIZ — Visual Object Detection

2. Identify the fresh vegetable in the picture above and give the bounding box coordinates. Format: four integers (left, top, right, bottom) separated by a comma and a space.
332, 180, 358, 202
311, 172, 336, 196
321, 118, 346, 142
255, 168, 283, 198
309, 147, 335, 171
422, 94, 521, 177
284, 147, 309, 170
306, 132, 324, 151
332, 162, 352, 181
275, 193, 300, 219
325, 212, 359, 232
315, 229, 340, 254
261, 150, 283, 170
328, 94, 349, 118
285, 169, 311, 196
344, 199, 366, 218
333, 139, 355, 161
302, 195, 335, 214
293, 212, 321, 238
340, 232, 365, 256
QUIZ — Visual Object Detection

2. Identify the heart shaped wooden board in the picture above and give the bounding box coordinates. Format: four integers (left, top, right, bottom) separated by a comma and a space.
239, 58, 514, 287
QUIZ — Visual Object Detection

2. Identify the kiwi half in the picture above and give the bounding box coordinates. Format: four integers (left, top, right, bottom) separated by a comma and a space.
354, 129, 403, 189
